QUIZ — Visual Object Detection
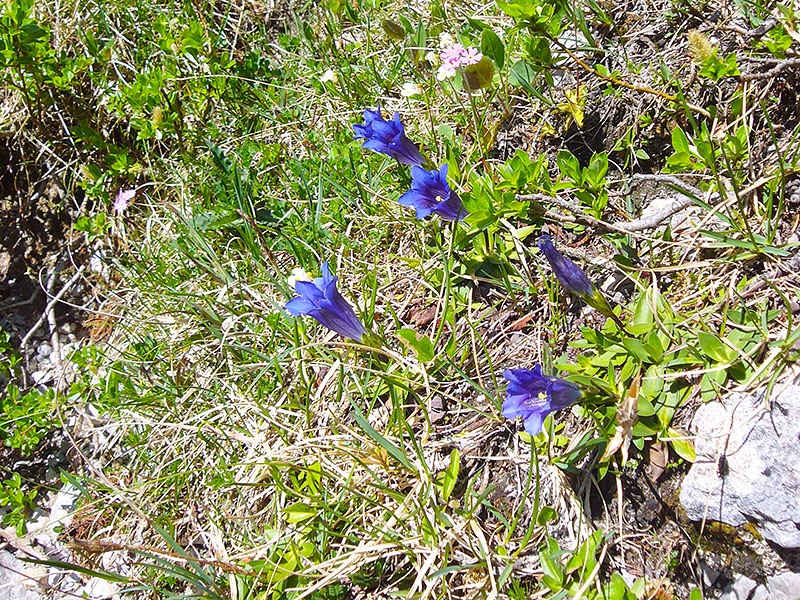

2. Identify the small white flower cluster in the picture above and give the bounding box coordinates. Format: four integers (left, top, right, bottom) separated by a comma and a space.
288, 267, 313, 289
401, 82, 423, 97
320, 69, 338, 84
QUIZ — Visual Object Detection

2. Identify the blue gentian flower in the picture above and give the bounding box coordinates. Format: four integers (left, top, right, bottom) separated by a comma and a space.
537, 234, 628, 330
537, 235, 594, 297
398, 164, 468, 221
502, 366, 583, 436
353, 106, 426, 167
285, 262, 366, 342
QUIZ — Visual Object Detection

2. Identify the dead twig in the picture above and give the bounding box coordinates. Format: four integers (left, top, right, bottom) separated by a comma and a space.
20, 265, 86, 375
741, 57, 800, 81
550, 38, 712, 118
66, 538, 252, 575
517, 193, 637, 236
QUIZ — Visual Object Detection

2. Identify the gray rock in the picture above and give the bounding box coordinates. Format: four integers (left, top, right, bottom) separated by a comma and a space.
722, 572, 800, 600
680, 385, 800, 548
720, 575, 757, 600
36, 343, 52, 357
0, 550, 41, 600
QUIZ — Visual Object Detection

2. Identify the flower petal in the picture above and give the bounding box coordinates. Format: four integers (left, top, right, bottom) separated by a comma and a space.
285, 296, 317, 316
521, 411, 546, 437
538, 235, 595, 297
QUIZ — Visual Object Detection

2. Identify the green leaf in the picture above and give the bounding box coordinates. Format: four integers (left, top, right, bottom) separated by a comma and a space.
701, 230, 791, 257
622, 337, 649, 362
438, 123, 455, 144
381, 19, 406, 40
283, 502, 316, 523
539, 547, 565, 591
565, 530, 602, 575
412, 18, 426, 62
697, 331, 732, 363
700, 369, 727, 402
537, 506, 558, 525
350, 404, 413, 471
640, 365, 664, 399
466, 16, 490, 31
637, 394, 656, 417
671, 127, 690, 154
584, 151, 608, 189
556, 150, 581, 184
509, 60, 551, 105
642, 330, 665, 361
435, 449, 460, 501
396, 328, 435, 363
480, 28, 505, 69
631, 419, 660, 436
668, 428, 696, 462
496, 0, 537, 18
23, 558, 129, 584
605, 572, 631, 599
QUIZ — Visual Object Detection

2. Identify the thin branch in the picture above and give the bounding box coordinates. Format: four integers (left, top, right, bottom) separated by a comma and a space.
550, 38, 712, 118
741, 57, 800, 81
20, 266, 87, 358
517, 193, 644, 235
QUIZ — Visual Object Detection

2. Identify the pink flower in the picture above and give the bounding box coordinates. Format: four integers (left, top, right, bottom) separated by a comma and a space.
440, 43, 466, 66
435, 43, 483, 80
114, 189, 135, 214
461, 47, 483, 65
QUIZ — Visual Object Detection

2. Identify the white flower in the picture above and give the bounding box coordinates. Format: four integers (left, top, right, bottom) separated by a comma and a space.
320, 69, 338, 84
288, 267, 313, 288
436, 63, 458, 81
400, 82, 423, 97
438, 32, 456, 48
424, 50, 439, 65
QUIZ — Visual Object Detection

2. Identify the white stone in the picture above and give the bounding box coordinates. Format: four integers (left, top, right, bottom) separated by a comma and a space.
720, 574, 756, 600
680, 385, 800, 548
0, 550, 41, 600
81, 577, 120, 599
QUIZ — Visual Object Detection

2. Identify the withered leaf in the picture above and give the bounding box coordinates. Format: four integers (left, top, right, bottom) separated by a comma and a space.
600, 373, 640, 465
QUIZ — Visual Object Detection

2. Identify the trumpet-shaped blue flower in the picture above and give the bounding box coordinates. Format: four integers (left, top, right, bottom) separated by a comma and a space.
398, 164, 468, 221
537, 234, 628, 330
285, 262, 366, 342
353, 106, 426, 167
537, 235, 594, 297
502, 366, 583, 436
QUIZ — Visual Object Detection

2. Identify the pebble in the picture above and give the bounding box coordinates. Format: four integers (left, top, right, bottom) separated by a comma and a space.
36, 344, 52, 357
82, 578, 119, 599
31, 370, 53, 386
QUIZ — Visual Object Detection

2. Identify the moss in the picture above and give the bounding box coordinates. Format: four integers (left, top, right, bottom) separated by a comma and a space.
741, 521, 764, 541
687, 520, 765, 581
